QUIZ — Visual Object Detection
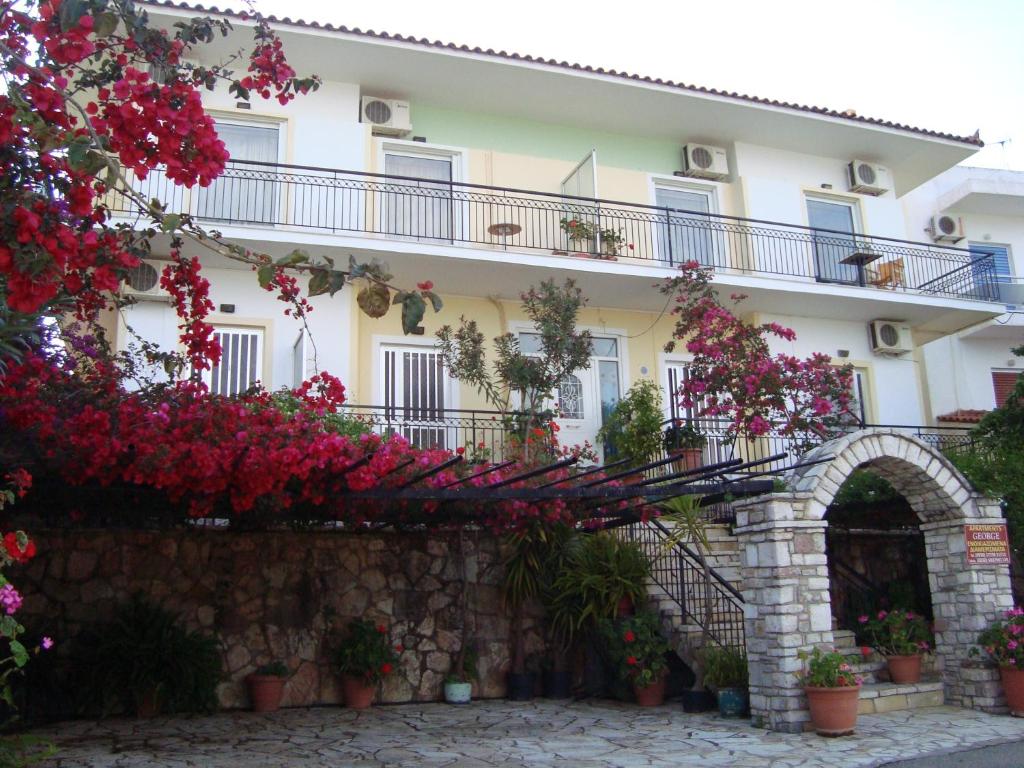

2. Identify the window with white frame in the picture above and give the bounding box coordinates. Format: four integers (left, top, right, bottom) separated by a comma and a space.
654, 183, 722, 267
195, 121, 281, 223
383, 149, 455, 242
203, 326, 264, 396
806, 195, 862, 285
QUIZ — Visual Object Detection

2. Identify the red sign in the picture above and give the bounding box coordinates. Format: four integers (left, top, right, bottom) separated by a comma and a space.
965, 524, 1011, 566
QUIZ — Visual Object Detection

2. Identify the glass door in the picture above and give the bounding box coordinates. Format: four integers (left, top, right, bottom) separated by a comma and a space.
807, 197, 860, 284
195, 122, 280, 223
383, 153, 453, 242
656, 186, 719, 267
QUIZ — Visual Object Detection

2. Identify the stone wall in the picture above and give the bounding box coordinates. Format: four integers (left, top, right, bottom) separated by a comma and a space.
18, 529, 539, 708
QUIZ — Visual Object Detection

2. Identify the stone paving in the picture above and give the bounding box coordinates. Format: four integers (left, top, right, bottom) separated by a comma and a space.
30, 700, 1024, 767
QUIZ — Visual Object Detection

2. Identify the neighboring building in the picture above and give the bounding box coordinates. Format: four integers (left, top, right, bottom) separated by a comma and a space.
108, 1, 1009, 460
903, 167, 1024, 427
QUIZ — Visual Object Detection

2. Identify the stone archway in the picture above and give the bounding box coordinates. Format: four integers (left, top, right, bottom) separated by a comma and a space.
733, 428, 1014, 732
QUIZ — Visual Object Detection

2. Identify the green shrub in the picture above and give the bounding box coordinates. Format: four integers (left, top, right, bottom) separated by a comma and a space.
79, 596, 222, 716
702, 645, 749, 690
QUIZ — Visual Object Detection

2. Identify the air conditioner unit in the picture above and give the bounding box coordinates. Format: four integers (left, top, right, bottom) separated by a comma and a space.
122, 260, 170, 302
681, 144, 729, 180
928, 214, 965, 243
360, 96, 412, 135
847, 160, 891, 196
869, 320, 912, 356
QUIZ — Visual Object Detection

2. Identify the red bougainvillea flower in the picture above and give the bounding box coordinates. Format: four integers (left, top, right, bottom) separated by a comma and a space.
626, 656, 638, 666
417, 281, 434, 291
861, 646, 872, 658
380, 663, 393, 675
394, 644, 404, 654
4, 532, 36, 563
376, 624, 387, 634
623, 630, 636, 643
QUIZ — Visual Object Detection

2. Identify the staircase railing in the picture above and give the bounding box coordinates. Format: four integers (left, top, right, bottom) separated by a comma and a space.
621, 517, 746, 651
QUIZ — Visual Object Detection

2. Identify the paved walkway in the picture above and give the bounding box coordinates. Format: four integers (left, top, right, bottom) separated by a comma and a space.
31, 700, 1024, 767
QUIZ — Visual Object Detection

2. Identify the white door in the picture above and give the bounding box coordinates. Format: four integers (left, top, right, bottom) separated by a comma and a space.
554, 368, 602, 457
380, 345, 454, 449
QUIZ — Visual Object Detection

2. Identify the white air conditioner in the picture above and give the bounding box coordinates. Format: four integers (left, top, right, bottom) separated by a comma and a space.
122, 260, 170, 302
847, 160, 891, 195
928, 214, 965, 243
681, 144, 729, 180
360, 96, 412, 135
869, 320, 912, 356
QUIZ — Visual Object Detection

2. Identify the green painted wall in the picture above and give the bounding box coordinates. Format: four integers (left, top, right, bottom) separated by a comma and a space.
409, 104, 680, 173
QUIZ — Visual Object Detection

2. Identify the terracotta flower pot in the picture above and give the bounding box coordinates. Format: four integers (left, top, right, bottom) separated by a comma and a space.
804, 685, 860, 736
886, 654, 922, 684
670, 447, 703, 473
1001, 665, 1024, 716
342, 674, 376, 710
247, 673, 286, 713
633, 677, 666, 707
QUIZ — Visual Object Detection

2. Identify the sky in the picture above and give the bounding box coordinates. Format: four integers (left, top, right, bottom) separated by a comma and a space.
249, 0, 1024, 171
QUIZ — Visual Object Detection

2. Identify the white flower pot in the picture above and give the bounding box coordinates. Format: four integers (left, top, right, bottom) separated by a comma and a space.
444, 681, 472, 704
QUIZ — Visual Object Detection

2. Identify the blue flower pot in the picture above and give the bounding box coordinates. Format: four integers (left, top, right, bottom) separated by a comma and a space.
716, 687, 749, 717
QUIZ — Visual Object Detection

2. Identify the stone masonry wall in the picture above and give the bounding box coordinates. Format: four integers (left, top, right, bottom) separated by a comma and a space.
18, 529, 539, 708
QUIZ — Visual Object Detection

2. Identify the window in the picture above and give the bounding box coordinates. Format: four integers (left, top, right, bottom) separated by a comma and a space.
806, 196, 861, 285
381, 345, 453, 449
655, 185, 721, 267
970, 243, 1013, 301
383, 152, 454, 241
195, 121, 280, 223
203, 326, 264, 396
993, 371, 1019, 408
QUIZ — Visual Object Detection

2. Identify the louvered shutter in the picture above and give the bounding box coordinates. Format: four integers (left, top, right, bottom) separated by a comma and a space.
993, 371, 1019, 407
204, 327, 264, 395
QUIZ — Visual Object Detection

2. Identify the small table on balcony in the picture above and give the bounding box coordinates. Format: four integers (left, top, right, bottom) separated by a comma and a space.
487, 223, 522, 250
840, 248, 882, 286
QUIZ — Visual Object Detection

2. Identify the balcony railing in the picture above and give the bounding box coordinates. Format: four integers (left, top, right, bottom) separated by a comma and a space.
110, 159, 1001, 303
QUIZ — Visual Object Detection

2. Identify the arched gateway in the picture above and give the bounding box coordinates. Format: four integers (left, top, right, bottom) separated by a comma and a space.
733, 428, 1014, 732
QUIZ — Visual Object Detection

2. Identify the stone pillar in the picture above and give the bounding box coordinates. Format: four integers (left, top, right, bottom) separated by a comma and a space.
921, 510, 1015, 711
734, 493, 833, 733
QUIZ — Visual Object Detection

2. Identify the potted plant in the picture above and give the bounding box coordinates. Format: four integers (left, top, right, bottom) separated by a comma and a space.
444, 645, 477, 705
857, 608, 932, 684
334, 619, 400, 709
596, 379, 664, 479
559, 216, 596, 253
798, 646, 863, 736
246, 662, 289, 713
599, 610, 670, 706
974, 606, 1024, 716
80, 596, 222, 718
663, 420, 706, 472
703, 645, 749, 717
502, 523, 548, 701
537, 523, 578, 699
597, 227, 629, 258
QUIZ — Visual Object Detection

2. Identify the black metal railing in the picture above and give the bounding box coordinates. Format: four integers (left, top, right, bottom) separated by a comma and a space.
339, 404, 514, 462
109, 159, 1001, 303
621, 517, 746, 652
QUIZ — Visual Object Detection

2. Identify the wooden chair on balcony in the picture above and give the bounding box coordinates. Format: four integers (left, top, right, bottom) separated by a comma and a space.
867, 258, 906, 290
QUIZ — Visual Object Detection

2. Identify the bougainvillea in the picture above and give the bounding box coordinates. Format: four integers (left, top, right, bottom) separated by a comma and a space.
662, 261, 854, 444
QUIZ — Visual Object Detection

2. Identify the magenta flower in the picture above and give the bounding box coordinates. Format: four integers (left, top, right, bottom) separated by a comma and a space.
41, 637, 53, 650
858, 615, 868, 624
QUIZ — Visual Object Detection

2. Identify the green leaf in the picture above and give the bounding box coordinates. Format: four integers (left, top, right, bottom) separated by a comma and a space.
59, 0, 88, 32
307, 269, 329, 297
276, 249, 310, 267
9, 640, 28, 668
66, 136, 92, 170
257, 265, 275, 289
401, 293, 426, 335
160, 214, 181, 233
424, 291, 443, 313
392, 291, 407, 306
93, 11, 120, 37
327, 271, 347, 297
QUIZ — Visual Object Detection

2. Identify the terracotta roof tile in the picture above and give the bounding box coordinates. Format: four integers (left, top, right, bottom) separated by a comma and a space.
936, 409, 988, 424
141, 0, 983, 148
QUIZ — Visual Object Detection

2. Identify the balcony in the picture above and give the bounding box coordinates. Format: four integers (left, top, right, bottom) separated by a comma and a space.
111, 159, 1002, 304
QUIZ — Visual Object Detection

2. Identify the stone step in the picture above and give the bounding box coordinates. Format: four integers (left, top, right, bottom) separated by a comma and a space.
833, 629, 857, 649
857, 679, 944, 714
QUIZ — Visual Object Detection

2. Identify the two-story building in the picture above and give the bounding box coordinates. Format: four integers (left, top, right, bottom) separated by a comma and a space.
110, 0, 1008, 461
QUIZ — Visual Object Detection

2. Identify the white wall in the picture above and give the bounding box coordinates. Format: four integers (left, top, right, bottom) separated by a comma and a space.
755, 312, 925, 425
117, 267, 353, 391
922, 335, 1021, 416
